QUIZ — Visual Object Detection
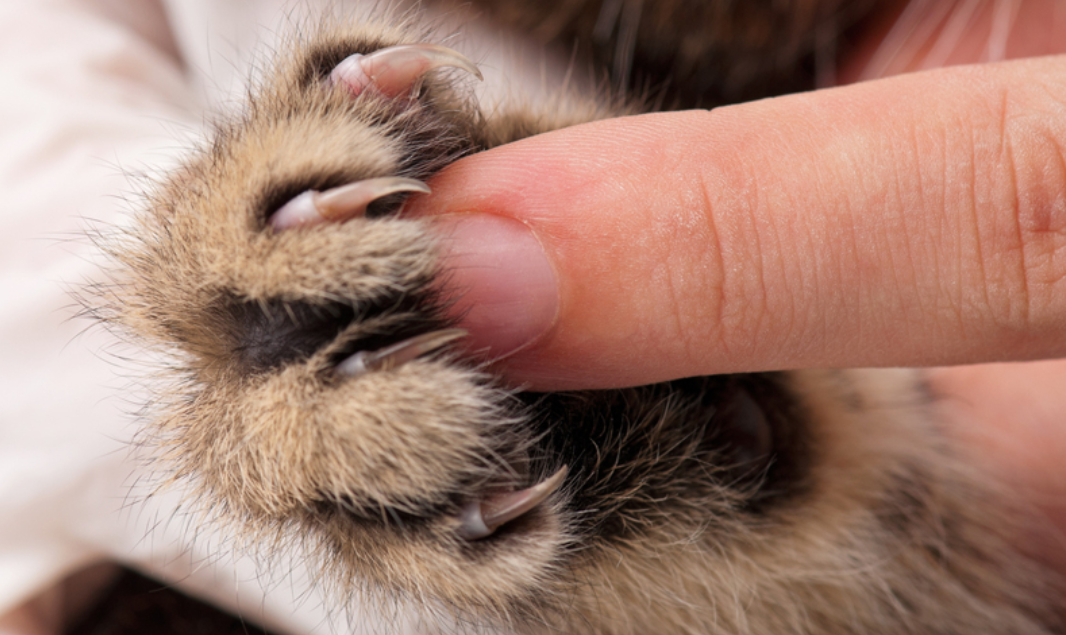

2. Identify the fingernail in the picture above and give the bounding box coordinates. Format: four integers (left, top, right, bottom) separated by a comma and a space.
434, 214, 558, 359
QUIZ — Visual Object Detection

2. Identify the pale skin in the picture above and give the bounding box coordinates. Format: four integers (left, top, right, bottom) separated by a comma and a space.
409, 0, 1066, 572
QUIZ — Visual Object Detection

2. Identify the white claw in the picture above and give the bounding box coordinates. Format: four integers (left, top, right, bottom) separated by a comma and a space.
330, 44, 483, 98
270, 177, 430, 230
337, 328, 467, 377
457, 466, 569, 540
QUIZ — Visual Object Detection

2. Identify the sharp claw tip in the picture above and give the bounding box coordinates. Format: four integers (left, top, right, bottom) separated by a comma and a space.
336, 328, 467, 377
457, 465, 568, 541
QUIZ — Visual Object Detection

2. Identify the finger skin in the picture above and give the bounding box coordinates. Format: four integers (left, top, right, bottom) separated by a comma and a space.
411, 55, 1066, 390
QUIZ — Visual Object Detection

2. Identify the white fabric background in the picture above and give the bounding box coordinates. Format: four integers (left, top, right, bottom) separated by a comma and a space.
0, 1, 565, 632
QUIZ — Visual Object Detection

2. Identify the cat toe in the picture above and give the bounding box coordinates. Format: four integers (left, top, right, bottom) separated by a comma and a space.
269, 177, 430, 229
329, 44, 483, 99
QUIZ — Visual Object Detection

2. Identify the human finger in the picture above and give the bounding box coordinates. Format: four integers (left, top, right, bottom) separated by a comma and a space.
410, 55, 1066, 390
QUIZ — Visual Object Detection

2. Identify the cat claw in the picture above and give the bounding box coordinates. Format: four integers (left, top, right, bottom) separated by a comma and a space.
456, 466, 569, 540
270, 177, 430, 229
336, 328, 467, 377
330, 44, 483, 98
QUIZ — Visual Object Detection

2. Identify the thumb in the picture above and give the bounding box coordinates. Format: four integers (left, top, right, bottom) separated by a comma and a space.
410, 56, 1066, 390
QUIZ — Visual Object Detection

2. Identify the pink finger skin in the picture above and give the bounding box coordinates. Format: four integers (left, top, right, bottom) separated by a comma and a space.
410, 56, 1066, 391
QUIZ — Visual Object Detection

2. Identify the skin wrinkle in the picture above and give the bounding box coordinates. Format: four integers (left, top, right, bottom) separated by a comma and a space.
978, 83, 1031, 342
833, 111, 886, 362
825, 98, 879, 361
767, 115, 806, 367
878, 104, 903, 338
955, 82, 990, 353
791, 112, 830, 339
693, 142, 729, 366
996, 86, 1034, 336
895, 105, 926, 344
756, 110, 804, 365
748, 138, 777, 369
859, 118, 894, 355
1026, 93, 1066, 232
687, 172, 728, 371
736, 143, 772, 367
933, 98, 967, 347
654, 217, 687, 372
1006, 81, 1066, 341
655, 130, 704, 373
830, 160, 858, 361
813, 107, 863, 362
1043, 147, 1066, 291
664, 208, 704, 375
620, 151, 669, 362
977, 85, 1015, 333
1001, 90, 1030, 335
694, 109, 752, 369
776, 177, 803, 365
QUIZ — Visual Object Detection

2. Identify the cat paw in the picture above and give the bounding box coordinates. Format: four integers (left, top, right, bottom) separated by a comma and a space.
266, 43, 480, 229
104, 23, 576, 617
97, 13, 1066, 635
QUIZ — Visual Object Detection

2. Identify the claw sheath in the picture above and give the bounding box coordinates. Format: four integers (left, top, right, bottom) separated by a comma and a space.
330, 44, 483, 98
270, 177, 429, 229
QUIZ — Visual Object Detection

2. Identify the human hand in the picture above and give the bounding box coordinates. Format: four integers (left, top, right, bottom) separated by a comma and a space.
407, 10, 1066, 568
411, 56, 1066, 389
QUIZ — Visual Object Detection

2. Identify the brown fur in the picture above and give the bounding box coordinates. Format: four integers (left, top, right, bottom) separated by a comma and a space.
90, 4, 1065, 634
467, 0, 875, 105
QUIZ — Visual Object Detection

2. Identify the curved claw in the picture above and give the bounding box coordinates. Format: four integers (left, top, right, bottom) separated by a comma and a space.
330, 44, 483, 98
269, 177, 430, 230
336, 329, 467, 377
457, 466, 569, 540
